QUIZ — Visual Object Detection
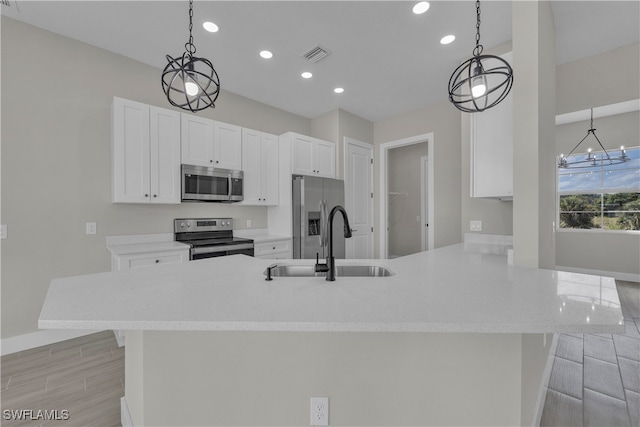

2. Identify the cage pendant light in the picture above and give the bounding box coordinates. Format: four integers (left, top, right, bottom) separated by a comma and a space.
162, 0, 220, 112
557, 108, 628, 169
448, 0, 513, 113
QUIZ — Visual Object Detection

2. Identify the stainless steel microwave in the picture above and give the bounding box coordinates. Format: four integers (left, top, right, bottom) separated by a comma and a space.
181, 164, 244, 202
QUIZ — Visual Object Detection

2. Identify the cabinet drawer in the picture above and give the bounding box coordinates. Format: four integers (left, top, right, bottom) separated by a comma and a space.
118, 250, 188, 270
254, 239, 291, 256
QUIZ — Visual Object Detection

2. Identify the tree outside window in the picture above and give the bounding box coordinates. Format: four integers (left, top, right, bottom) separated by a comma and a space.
558, 147, 640, 231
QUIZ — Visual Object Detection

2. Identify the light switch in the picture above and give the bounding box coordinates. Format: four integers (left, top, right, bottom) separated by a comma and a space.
470, 220, 482, 231
0, 225, 7, 239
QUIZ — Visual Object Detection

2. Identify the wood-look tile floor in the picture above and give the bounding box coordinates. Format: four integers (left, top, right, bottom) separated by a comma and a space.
542, 280, 640, 427
1, 330, 123, 426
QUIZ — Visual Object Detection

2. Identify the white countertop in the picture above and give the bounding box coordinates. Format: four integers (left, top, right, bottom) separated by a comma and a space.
39, 244, 625, 334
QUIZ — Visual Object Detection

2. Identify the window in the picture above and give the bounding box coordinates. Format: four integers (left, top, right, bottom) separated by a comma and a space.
558, 146, 640, 231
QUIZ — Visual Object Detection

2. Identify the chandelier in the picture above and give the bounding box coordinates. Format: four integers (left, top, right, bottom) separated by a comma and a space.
162, 0, 220, 112
448, 0, 513, 113
557, 108, 629, 169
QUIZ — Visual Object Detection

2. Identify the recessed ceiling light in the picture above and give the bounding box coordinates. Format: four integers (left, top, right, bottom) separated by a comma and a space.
440, 35, 455, 45
301, 72, 313, 79
260, 50, 274, 59
413, 2, 430, 15
334, 87, 344, 94
202, 21, 219, 33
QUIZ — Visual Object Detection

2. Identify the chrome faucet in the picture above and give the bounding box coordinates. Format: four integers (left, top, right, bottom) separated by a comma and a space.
315, 205, 352, 281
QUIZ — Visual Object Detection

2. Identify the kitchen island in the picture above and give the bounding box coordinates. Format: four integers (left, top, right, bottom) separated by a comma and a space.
39, 244, 624, 426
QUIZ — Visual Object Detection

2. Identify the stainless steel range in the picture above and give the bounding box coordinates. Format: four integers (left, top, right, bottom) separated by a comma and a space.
174, 218, 254, 260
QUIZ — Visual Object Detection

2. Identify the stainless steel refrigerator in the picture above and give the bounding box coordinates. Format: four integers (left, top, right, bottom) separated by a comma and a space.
292, 175, 346, 259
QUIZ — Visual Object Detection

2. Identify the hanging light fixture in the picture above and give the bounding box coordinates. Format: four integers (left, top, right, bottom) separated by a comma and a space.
162, 0, 220, 112
557, 108, 629, 169
448, 0, 513, 113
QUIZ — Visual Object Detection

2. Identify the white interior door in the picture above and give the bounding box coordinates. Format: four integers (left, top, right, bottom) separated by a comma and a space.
344, 137, 373, 259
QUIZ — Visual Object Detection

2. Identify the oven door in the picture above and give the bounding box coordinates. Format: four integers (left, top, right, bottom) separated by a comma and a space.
182, 165, 244, 202
190, 243, 254, 260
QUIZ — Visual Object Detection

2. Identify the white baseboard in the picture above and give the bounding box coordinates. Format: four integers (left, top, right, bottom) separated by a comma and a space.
120, 397, 133, 427
555, 265, 640, 283
1, 329, 103, 356
530, 333, 559, 427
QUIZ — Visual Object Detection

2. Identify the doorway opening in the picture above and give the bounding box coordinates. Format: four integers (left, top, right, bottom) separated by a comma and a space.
379, 133, 434, 259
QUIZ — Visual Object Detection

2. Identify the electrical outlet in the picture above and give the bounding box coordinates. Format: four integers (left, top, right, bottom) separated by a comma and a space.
470, 220, 482, 232
86, 222, 97, 235
310, 397, 329, 426
0, 224, 7, 239
246, 219, 252, 228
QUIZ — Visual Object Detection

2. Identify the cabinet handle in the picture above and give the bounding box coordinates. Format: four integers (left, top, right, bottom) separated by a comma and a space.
155, 259, 160, 263
153, 194, 157, 198
215, 160, 219, 164
210, 159, 213, 163
145, 194, 149, 197
272, 247, 276, 250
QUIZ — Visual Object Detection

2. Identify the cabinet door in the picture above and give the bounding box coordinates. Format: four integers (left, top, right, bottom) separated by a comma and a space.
470, 52, 513, 199
291, 134, 315, 175
314, 138, 336, 178
261, 132, 279, 205
241, 128, 262, 205
150, 106, 181, 204
181, 113, 214, 166
213, 121, 242, 170
112, 97, 151, 203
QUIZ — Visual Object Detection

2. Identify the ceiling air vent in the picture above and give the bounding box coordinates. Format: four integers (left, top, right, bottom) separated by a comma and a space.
302, 45, 331, 63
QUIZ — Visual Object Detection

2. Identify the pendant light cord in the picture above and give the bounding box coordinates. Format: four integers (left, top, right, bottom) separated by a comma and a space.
473, 0, 483, 57
185, 0, 196, 56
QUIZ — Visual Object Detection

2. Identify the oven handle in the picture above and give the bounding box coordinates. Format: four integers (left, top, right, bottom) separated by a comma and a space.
191, 243, 254, 255
228, 174, 232, 201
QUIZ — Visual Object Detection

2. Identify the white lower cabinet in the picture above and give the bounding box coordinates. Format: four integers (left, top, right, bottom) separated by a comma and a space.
112, 250, 189, 271
109, 244, 189, 346
254, 239, 292, 259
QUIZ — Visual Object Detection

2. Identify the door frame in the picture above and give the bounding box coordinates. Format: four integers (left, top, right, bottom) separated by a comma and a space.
343, 137, 374, 258
379, 132, 434, 259
420, 156, 429, 252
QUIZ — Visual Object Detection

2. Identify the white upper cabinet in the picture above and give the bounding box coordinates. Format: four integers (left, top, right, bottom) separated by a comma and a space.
150, 106, 182, 203
289, 133, 336, 178
112, 97, 180, 204
213, 121, 243, 170
241, 128, 279, 205
314, 138, 336, 178
181, 114, 242, 170
181, 114, 214, 167
470, 52, 514, 200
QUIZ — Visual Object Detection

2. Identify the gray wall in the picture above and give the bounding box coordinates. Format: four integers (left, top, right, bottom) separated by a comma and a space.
555, 42, 640, 276
0, 17, 311, 339
310, 108, 374, 179
388, 142, 427, 258
374, 101, 462, 255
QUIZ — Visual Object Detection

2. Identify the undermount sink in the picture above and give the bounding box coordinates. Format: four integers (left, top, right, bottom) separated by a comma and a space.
263, 264, 395, 278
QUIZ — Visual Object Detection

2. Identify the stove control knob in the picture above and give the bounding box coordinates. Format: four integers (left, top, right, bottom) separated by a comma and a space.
186, 222, 192, 228
180, 222, 186, 228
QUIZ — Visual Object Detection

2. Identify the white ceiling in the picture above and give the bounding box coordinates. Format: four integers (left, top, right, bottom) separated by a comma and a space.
2, 1, 638, 122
